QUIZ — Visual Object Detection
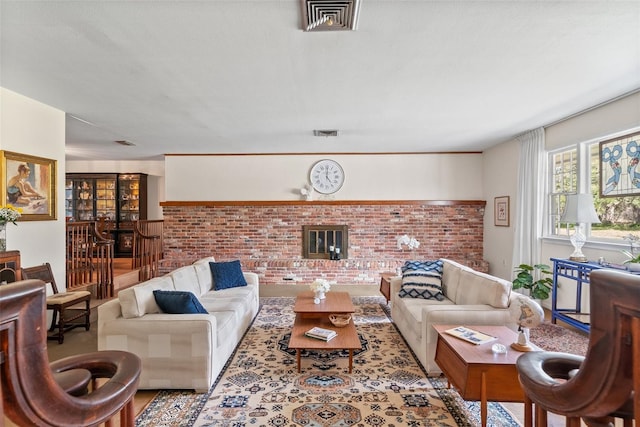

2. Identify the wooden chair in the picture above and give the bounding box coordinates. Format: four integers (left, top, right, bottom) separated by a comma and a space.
21, 262, 91, 344
516, 269, 639, 427
1, 279, 141, 426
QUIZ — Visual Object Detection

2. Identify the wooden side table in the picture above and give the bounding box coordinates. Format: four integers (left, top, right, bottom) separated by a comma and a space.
0, 250, 21, 284
379, 272, 397, 303
434, 324, 538, 427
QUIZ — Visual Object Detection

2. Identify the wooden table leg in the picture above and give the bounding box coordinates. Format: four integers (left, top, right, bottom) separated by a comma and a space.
297, 349, 301, 373
348, 349, 353, 373
481, 371, 487, 427
524, 394, 533, 427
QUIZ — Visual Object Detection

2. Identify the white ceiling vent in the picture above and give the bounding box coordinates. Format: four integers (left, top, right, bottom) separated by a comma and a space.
115, 140, 135, 146
301, 0, 361, 32
313, 129, 339, 137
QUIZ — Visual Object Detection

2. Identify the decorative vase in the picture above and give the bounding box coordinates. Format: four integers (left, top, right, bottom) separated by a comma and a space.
628, 262, 640, 272
314, 290, 325, 301
0, 222, 6, 252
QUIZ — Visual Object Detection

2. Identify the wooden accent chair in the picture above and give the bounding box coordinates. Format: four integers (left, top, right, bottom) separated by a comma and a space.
1, 279, 141, 426
21, 262, 91, 344
516, 269, 639, 427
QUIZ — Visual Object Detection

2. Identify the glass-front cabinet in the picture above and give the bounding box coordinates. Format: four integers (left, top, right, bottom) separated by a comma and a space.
65, 173, 147, 256
65, 174, 117, 222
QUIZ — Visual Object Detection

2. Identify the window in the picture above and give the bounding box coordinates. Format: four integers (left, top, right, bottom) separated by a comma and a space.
548, 130, 640, 241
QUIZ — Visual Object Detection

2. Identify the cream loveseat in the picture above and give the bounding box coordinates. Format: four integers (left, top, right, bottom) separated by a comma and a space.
98, 257, 259, 392
390, 258, 541, 375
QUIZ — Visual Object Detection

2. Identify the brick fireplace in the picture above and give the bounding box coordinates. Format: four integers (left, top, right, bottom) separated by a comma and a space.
160, 200, 488, 285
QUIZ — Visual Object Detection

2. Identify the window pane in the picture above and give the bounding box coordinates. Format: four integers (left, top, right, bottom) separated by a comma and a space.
590, 139, 640, 239
549, 149, 577, 236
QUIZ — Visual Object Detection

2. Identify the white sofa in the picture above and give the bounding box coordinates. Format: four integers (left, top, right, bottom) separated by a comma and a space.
98, 257, 259, 392
391, 258, 541, 375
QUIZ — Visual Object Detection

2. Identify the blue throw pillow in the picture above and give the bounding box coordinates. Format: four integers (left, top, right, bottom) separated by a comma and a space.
153, 290, 208, 314
209, 260, 248, 290
399, 260, 445, 300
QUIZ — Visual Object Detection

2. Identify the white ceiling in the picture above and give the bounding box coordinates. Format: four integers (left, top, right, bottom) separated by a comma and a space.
2, 0, 639, 161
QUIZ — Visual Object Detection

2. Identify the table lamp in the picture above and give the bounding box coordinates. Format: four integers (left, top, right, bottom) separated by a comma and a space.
560, 193, 601, 262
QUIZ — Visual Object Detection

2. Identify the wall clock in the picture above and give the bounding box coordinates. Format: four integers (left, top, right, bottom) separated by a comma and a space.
310, 159, 345, 194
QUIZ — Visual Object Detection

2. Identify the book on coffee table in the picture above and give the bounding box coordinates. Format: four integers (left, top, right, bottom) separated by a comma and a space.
444, 326, 497, 345
305, 326, 337, 341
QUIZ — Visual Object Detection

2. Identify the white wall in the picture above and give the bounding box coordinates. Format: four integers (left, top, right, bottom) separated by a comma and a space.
546, 91, 640, 150
482, 140, 519, 280
66, 160, 165, 220
0, 88, 67, 286
165, 153, 485, 201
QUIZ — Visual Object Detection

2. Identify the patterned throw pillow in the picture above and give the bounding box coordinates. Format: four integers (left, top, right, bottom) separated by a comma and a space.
399, 260, 445, 300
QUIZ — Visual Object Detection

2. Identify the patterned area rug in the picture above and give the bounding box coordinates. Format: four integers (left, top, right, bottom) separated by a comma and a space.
529, 321, 588, 355
136, 297, 589, 427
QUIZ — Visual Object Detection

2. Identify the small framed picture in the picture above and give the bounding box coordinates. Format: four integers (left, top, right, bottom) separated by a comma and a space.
494, 196, 510, 227
1, 150, 57, 221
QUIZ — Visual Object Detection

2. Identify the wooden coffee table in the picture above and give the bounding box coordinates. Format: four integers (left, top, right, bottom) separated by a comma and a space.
434, 324, 539, 427
289, 291, 361, 373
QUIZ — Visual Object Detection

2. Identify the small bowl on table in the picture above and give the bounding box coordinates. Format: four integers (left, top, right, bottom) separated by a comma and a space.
329, 314, 352, 327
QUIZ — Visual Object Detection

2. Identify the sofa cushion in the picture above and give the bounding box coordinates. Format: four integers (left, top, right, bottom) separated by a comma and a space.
169, 265, 201, 296
194, 256, 216, 265
399, 260, 445, 300
153, 290, 208, 314
455, 269, 511, 308
118, 276, 175, 319
193, 261, 214, 294
209, 260, 248, 290
441, 259, 471, 302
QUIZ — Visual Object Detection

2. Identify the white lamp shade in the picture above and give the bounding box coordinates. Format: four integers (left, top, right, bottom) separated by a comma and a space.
560, 193, 601, 224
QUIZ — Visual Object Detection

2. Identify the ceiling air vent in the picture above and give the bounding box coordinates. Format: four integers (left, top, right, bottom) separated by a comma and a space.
301, 0, 361, 32
115, 140, 135, 146
313, 130, 339, 137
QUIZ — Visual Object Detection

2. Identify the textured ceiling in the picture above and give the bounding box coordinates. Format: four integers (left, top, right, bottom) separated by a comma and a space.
1, 0, 639, 160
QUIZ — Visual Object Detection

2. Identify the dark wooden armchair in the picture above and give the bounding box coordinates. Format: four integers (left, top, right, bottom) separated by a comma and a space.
516, 269, 639, 427
1, 279, 141, 426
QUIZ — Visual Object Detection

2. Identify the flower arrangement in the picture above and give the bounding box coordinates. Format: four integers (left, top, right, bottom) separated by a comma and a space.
397, 234, 420, 250
0, 205, 22, 225
309, 278, 331, 293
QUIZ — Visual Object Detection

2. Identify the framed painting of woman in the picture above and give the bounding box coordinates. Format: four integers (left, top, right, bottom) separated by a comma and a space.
1, 151, 56, 221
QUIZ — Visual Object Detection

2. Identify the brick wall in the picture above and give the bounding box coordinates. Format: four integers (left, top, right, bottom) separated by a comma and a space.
160, 201, 488, 284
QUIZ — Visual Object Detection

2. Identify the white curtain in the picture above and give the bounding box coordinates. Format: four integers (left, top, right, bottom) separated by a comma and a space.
512, 127, 546, 270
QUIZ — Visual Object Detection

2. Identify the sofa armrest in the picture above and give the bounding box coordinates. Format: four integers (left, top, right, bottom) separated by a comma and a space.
243, 272, 259, 286
97, 299, 122, 330
390, 277, 403, 296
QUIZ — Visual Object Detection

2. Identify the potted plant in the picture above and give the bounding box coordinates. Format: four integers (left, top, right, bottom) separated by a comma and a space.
621, 251, 640, 272
622, 234, 640, 272
513, 263, 554, 300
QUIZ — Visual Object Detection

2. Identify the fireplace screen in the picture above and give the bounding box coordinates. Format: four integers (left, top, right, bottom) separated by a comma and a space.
303, 225, 348, 259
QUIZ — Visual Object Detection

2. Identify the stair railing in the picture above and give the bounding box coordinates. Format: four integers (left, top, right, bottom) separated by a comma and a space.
132, 220, 163, 281
66, 221, 115, 299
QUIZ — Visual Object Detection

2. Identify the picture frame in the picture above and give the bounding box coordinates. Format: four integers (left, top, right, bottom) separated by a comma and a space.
494, 196, 510, 227
599, 130, 640, 198
1, 150, 57, 221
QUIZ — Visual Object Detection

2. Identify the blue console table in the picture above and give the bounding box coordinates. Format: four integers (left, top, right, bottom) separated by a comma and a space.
550, 257, 637, 333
